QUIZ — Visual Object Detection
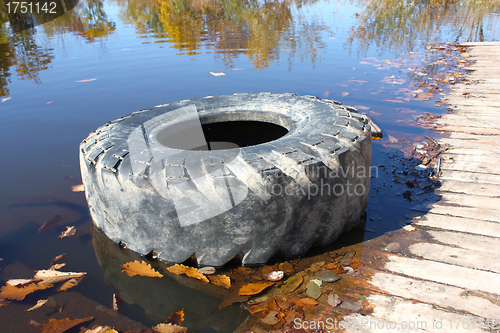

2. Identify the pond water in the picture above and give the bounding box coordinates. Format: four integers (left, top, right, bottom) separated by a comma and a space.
1, 0, 499, 331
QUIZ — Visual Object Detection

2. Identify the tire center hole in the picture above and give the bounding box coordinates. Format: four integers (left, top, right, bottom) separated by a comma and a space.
158, 120, 289, 151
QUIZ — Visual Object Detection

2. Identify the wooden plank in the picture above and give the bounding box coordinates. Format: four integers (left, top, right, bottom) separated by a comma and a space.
413, 213, 500, 237
412, 203, 500, 223
408, 242, 500, 273
368, 272, 500, 319
426, 229, 500, 254
345, 295, 489, 333
439, 170, 500, 184
437, 192, 500, 209
460, 41, 500, 46
436, 115, 497, 128
443, 147, 498, 156
440, 153, 500, 164
441, 161, 500, 174
437, 179, 500, 197
438, 138, 500, 150
439, 126, 500, 135
384, 256, 500, 295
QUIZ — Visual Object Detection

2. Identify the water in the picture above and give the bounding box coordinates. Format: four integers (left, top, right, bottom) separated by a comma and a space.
0, 0, 499, 331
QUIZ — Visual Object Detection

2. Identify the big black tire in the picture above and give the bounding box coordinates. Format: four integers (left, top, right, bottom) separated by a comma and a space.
80, 93, 372, 267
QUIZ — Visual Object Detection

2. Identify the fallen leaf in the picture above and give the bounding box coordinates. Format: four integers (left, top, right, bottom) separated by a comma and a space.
294, 298, 318, 308
249, 301, 268, 313
342, 92, 349, 97
59, 226, 76, 239
112, 294, 123, 311
152, 323, 188, 333
38, 214, 62, 233
166, 264, 207, 282
83, 325, 115, 333
75, 78, 97, 82
461, 52, 470, 58
122, 261, 163, 278
197, 267, 216, 275
34, 270, 86, 285
0, 283, 52, 301
209, 72, 225, 76
327, 293, 341, 307
27, 299, 48, 311
51, 254, 67, 266
58, 277, 83, 291
209, 274, 231, 289
218, 281, 249, 309
238, 281, 274, 296
6, 279, 32, 286
387, 135, 399, 143
49, 263, 66, 271
0, 299, 11, 307
260, 310, 280, 325
71, 184, 84, 192
40, 317, 93, 333
167, 309, 184, 325
280, 274, 303, 294
403, 225, 415, 231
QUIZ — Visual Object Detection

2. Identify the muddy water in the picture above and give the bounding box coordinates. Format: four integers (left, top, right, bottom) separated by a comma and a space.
0, 0, 499, 331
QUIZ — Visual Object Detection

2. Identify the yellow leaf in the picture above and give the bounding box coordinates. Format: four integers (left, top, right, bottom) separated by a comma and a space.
461, 52, 470, 58
280, 274, 303, 294
0, 283, 52, 301
167, 309, 184, 325
58, 277, 83, 291
59, 226, 76, 239
71, 184, 84, 192
40, 317, 93, 333
209, 72, 225, 76
34, 270, 86, 285
27, 299, 48, 311
294, 298, 319, 308
238, 281, 274, 296
121, 260, 163, 278
209, 274, 231, 289
166, 264, 208, 282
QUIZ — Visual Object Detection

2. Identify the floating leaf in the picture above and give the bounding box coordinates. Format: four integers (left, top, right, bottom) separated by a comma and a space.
167, 309, 184, 325
1, 97, 11, 102
27, 299, 49, 311
58, 277, 83, 291
34, 270, 86, 285
209, 72, 225, 76
461, 52, 470, 58
48, 263, 66, 271
166, 264, 208, 282
238, 281, 274, 296
209, 274, 231, 289
387, 135, 399, 143
0, 283, 52, 301
152, 323, 188, 333
327, 293, 341, 307
83, 325, 115, 333
6, 279, 32, 287
280, 274, 303, 294
38, 215, 62, 233
260, 310, 280, 325
51, 254, 67, 266
305, 282, 322, 299
342, 92, 349, 97
121, 261, 163, 278
113, 294, 124, 311
39, 317, 93, 333
294, 298, 318, 308
197, 267, 216, 275
75, 78, 97, 82
248, 302, 268, 313
59, 226, 76, 239
71, 184, 84, 192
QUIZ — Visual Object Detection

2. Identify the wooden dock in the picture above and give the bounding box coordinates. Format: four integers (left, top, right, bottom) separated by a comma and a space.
342, 42, 500, 332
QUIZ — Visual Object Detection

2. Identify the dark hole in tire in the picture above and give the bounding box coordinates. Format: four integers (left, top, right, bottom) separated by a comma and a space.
158, 121, 289, 150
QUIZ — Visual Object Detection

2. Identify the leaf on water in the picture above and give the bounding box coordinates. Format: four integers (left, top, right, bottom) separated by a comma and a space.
260, 310, 280, 325
0, 283, 52, 301
51, 254, 67, 266
238, 281, 274, 296
6, 279, 32, 287
461, 52, 470, 58
342, 92, 349, 97
48, 263, 66, 271
112, 294, 123, 311
0, 298, 10, 307
83, 325, 115, 333
75, 78, 97, 82
209, 274, 231, 289
353, 105, 370, 111
38, 215, 62, 233
294, 298, 318, 308
387, 135, 399, 143
209, 72, 225, 76
248, 301, 268, 313
219, 281, 249, 309
57, 277, 83, 291
327, 293, 341, 307
166, 264, 207, 282
59, 226, 76, 239
197, 267, 216, 275
39, 317, 93, 333
1, 97, 11, 102
152, 323, 188, 333
27, 299, 48, 312
34, 270, 86, 285
71, 184, 84, 192
280, 274, 303, 294
122, 261, 163, 278
383, 99, 404, 103
167, 309, 184, 326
